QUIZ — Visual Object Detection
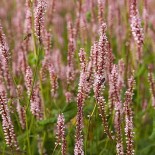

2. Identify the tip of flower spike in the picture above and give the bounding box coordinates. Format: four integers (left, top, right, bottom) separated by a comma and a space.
99, 23, 107, 35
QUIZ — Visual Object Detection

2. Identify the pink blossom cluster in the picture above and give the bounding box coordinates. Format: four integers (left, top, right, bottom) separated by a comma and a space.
56, 113, 67, 155
93, 23, 113, 140
0, 23, 12, 91
25, 66, 33, 96
148, 66, 155, 107
30, 84, 43, 120
34, 0, 47, 43
110, 65, 124, 155
17, 102, 26, 130
0, 90, 19, 149
130, 0, 144, 60
124, 76, 135, 155
49, 65, 58, 97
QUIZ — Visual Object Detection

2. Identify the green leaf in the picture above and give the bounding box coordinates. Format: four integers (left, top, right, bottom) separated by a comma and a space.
28, 52, 36, 66
135, 65, 145, 77
62, 102, 77, 123
37, 117, 57, 126
149, 113, 155, 140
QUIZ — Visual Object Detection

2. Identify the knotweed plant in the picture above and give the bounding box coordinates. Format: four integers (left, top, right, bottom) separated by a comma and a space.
129, 0, 144, 61
0, 89, 19, 150
0, 0, 154, 155
55, 113, 67, 155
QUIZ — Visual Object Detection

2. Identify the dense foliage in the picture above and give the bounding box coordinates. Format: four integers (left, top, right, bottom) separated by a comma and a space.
0, 0, 155, 155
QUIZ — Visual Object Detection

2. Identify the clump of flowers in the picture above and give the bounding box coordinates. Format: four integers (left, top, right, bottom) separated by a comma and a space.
124, 75, 135, 155
148, 65, 155, 107
17, 102, 26, 130
56, 113, 67, 155
0, 89, 19, 149
30, 84, 43, 120
49, 64, 58, 98
66, 20, 76, 85
130, 0, 144, 60
110, 65, 124, 155
0, 23, 12, 91
34, 0, 47, 43
93, 23, 113, 140
74, 48, 87, 155
25, 66, 33, 96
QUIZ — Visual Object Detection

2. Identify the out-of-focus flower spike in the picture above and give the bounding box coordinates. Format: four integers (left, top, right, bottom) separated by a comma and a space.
66, 19, 75, 85
24, 0, 32, 51
93, 41, 99, 73
30, 84, 43, 120
118, 59, 125, 93
148, 65, 155, 107
130, 0, 144, 61
0, 89, 19, 149
25, 66, 33, 97
106, 42, 114, 75
43, 30, 51, 54
85, 45, 94, 91
75, 0, 82, 37
143, 0, 148, 33
49, 64, 58, 98
90, 0, 96, 23
79, 48, 87, 72
98, 0, 104, 26
79, 13, 88, 43
34, 0, 47, 43
17, 43, 27, 75
65, 91, 73, 103
0, 60, 4, 81
46, 0, 56, 25
109, 65, 122, 110
25, 0, 32, 32
17, 102, 26, 130
40, 30, 52, 81
0, 23, 9, 63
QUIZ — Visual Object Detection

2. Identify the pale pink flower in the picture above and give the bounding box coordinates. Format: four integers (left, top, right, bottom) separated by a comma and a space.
74, 48, 87, 155
98, 0, 104, 25
25, 66, 33, 96
49, 65, 58, 98
34, 0, 47, 43
148, 66, 155, 107
24, 0, 32, 51
66, 20, 75, 84
65, 91, 72, 103
56, 113, 67, 155
124, 76, 135, 155
74, 138, 84, 155
0, 90, 19, 149
93, 23, 113, 140
130, 0, 144, 60
110, 65, 124, 155
0, 23, 12, 91
30, 84, 43, 120
17, 102, 26, 130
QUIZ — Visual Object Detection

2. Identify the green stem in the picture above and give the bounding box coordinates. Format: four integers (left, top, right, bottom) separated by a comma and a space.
52, 144, 59, 155
25, 114, 31, 155
85, 104, 97, 154
25, 1, 39, 154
